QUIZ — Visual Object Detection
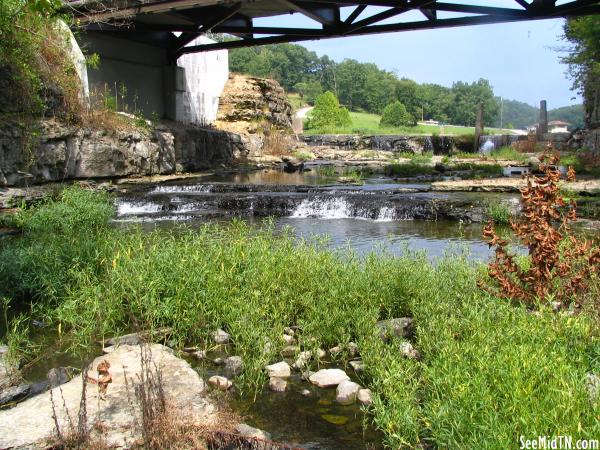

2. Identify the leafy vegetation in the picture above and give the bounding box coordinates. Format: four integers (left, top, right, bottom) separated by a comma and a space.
489, 146, 529, 163
0, 0, 85, 124
482, 150, 600, 308
1, 188, 599, 448
380, 101, 414, 127
305, 111, 515, 136
305, 91, 351, 130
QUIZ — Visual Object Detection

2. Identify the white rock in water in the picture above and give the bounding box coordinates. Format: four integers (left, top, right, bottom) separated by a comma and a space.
349, 360, 365, 372
281, 345, 299, 357
336, 380, 361, 405
208, 375, 232, 391
329, 345, 342, 355
213, 329, 230, 345
293, 351, 312, 369
309, 369, 350, 388
193, 350, 206, 360
265, 361, 291, 378
357, 388, 373, 405
268, 377, 287, 392
235, 423, 272, 441
225, 356, 243, 377
0, 344, 215, 450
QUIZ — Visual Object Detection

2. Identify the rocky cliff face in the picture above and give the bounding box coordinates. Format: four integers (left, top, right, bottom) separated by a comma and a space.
215, 74, 294, 158
0, 119, 249, 186
216, 74, 292, 131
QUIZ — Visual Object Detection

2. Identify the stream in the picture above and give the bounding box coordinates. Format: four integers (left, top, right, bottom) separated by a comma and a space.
5, 169, 523, 449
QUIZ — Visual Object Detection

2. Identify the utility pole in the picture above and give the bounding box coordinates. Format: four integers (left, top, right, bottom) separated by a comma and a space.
421, 105, 424, 122
500, 97, 503, 129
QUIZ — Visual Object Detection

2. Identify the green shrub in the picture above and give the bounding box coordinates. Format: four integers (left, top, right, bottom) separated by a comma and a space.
379, 101, 414, 127
305, 91, 351, 129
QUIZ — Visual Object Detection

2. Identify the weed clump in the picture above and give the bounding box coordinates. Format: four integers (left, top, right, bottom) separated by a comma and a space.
480, 147, 600, 308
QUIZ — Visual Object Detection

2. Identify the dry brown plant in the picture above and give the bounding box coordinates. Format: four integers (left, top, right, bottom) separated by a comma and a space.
479, 145, 600, 309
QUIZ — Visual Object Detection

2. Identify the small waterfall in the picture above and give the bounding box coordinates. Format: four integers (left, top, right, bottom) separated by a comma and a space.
151, 184, 212, 194
480, 139, 495, 154
291, 197, 352, 219
423, 136, 434, 153
116, 200, 163, 216
375, 207, 397, 222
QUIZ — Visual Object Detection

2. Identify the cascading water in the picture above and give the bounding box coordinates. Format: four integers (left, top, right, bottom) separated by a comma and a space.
116, 200, 163, 215
291, 197, 353, 219
151, 184, 213, 194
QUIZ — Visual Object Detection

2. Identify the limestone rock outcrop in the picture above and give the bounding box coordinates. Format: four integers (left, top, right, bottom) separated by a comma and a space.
217, 74, 292, 132
0, 119, 250, 186
0, 344, 218, 449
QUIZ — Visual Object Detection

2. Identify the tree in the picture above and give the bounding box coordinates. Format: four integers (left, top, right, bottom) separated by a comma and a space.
562, 16, 600, 129
380, 101, 414, 127
294, 80, 323, 104
306, 91, 351, 129
446, 79, 499, 126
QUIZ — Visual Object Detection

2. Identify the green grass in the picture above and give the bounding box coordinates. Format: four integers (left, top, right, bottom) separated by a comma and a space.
386, 162, 436, 177
1, 187, 599, 448
305, 111, 518, 136
397, 151, 433, 164
489, 146, 529, 163
486, 201, 511, 224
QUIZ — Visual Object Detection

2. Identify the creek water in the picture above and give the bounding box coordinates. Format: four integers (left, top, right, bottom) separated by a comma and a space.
7, 169, 519, 449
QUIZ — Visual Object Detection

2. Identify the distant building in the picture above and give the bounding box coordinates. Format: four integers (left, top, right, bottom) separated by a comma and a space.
419, 119, 439, 126
527, 121, 571, 134
548, 120, 570, 133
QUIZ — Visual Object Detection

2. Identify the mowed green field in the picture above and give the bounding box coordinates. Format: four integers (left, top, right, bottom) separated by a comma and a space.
305, 111, 518, 136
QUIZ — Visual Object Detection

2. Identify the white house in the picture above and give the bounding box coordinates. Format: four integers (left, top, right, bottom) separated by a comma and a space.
548, 120, 570, 133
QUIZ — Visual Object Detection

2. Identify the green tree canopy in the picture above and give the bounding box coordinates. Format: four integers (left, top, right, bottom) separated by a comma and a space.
306, 91, 351, 129
380, 101, 414, 127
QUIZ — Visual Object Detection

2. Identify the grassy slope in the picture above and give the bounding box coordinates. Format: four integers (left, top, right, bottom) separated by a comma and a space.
305, 111, 518, 136
1, 188, 599, 448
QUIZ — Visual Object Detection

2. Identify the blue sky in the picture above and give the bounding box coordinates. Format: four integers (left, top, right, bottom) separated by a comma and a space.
259, 2, 580, 109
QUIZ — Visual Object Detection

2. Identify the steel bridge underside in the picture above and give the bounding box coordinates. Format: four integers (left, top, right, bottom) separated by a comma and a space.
66, 0, 600, 58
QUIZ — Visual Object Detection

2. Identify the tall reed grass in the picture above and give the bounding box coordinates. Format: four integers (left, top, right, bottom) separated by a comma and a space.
1, 187, 598, 448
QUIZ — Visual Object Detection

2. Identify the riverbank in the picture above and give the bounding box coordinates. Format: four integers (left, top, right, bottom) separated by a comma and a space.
1, 187, 599, 448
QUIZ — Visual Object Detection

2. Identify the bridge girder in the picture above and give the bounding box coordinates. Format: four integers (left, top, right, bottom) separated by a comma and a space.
62, 0, 600, 57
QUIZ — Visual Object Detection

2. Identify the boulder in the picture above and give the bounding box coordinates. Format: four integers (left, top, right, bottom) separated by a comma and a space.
309, 369, 350, 388
193, 350, 207, 360
0, 344, 217, 449
357, 388, 373, 405
46, 368, 70, 388
376, 317, 414, 342
281, 345, 299, 357
268, 377, 287, 392
265, 361, 291, 378
292, 351, 312, 370
103, 327, 172, 346
225, 356, 243, 378
213, 329, 230, 345
235, 423, 272, 441
0, 384, 30, 406
349, 360, 365, 373
208, 375, 232, 391
335, 380, 361, 405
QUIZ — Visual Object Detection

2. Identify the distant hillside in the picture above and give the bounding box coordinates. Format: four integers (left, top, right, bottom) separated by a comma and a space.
229, 42, 583, 130
491, 100, 583, 130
